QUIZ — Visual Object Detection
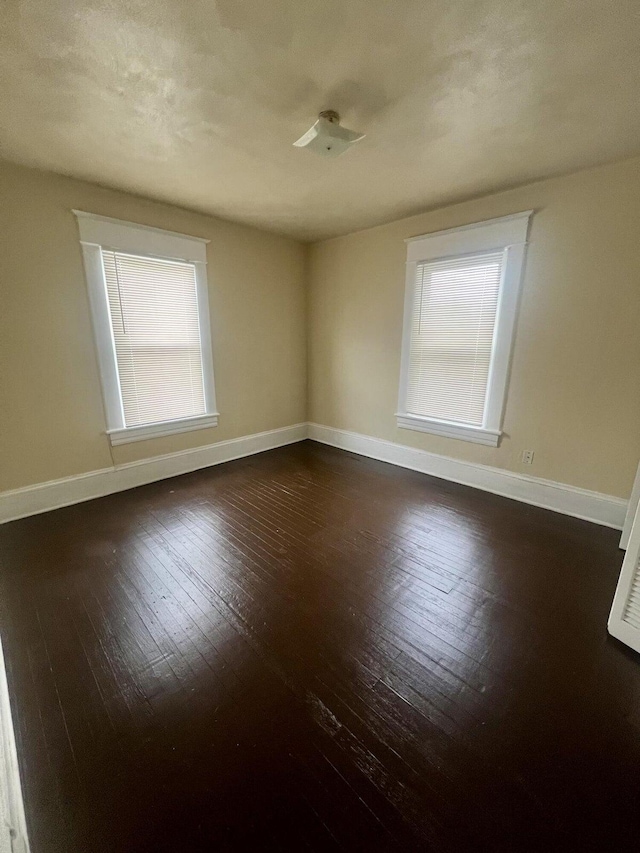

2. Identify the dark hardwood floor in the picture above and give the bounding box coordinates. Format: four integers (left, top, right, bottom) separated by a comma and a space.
0, 440, 639, 852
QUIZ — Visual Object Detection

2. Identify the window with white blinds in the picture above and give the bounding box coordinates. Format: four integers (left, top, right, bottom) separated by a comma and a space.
405, 251, 503, 426
102, 251, 206, 428
398, 212, 531, 445
75, 211, 217, 445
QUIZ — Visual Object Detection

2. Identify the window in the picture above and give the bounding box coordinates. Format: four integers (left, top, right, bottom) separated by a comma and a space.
397, 212, 532, 446
75, 211, 218, 445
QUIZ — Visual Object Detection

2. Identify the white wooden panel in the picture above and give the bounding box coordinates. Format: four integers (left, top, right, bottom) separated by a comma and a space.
609, 496, 640, 654
620, 460, 640, 549
622, 557, 640, 630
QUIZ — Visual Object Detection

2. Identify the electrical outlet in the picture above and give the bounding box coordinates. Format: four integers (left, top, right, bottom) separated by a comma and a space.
521, 450, 535, 465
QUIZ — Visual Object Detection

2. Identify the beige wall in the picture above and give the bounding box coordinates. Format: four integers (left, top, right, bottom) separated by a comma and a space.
308, 156, 640, 499
0, 160, 306, 491
3, 155, 640, 501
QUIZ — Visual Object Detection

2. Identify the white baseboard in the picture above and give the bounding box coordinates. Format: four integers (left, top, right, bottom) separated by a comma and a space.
308, 423, 627, 530
0, 423, 307, 525
1, 421, 627, 531
0, 635, 29, 852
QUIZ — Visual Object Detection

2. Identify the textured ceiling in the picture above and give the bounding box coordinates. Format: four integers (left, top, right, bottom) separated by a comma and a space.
2, 0, 640, 241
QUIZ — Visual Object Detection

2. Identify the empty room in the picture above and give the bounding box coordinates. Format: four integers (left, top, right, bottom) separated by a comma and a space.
2, 1, 640, 850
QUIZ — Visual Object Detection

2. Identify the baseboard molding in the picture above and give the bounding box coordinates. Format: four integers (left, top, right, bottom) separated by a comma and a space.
1, 421, 627, 531
308, 423, 627, 530
0, 635, 30, 852
0, 423, 307, 525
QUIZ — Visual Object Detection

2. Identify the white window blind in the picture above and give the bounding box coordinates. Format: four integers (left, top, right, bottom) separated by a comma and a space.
405, 250, 504, 426
101, 250, 207, 428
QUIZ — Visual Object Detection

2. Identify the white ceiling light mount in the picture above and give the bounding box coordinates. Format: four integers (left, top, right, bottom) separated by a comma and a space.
293, 110, 365, 157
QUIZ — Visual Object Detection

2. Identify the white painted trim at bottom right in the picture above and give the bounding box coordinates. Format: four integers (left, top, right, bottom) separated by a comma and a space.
0, 634, 30, 852
620, 460, 640, 549
308, 423, 627, 530
609, 496, 640, 652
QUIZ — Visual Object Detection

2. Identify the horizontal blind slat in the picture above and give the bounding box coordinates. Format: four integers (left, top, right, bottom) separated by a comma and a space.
406, 251, 503, 426
102, 250, 207, 427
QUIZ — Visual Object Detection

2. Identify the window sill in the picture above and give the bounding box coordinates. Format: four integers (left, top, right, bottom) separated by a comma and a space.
396, 414, 501, 446
107, 413, 219, 446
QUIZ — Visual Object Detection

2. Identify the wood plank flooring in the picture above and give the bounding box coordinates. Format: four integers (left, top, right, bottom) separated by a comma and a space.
0, 440, 639, 851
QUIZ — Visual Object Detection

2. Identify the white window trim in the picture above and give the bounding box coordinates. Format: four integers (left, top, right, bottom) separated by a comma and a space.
397, 211, 533, 446
74, 211, 219, 445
